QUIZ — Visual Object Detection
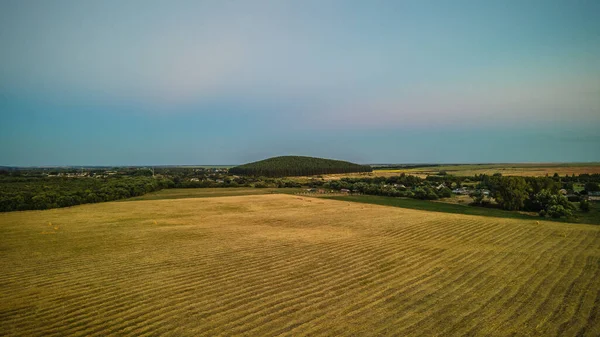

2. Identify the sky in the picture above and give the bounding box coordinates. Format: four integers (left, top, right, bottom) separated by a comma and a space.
1, 0, 599, 166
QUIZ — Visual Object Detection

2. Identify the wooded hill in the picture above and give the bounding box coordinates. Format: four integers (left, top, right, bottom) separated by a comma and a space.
229, 156, 372, 177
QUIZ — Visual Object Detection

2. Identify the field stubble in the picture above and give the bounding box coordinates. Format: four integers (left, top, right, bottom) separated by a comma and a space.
0, 194, 599, 336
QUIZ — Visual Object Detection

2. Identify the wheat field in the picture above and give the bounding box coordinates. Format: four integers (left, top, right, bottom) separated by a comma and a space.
1, 194, 599, 336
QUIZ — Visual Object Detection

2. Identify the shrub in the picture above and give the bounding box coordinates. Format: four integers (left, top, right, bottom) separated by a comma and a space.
584, 182, 600, 192
547, 205, 573, 218
439, 187, 452, 198
469, 190, 486, 206
580, 199, 591, 212
493, 177, 528, 211
414, 187, 438, 200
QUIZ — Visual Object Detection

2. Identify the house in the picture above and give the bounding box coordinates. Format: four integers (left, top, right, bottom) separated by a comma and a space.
215, 179, 224, 183
190, 178, 200, 182
452, 187, 470, 195
340, 188, 350, 193
436, 184, 446, 190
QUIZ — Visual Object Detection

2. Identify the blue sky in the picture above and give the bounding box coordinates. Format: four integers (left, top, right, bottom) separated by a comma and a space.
1, 0, 599, 165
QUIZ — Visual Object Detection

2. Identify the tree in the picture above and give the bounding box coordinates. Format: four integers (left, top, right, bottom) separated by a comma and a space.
533, 189, 576, 218
439, 187, 452, 198
414, 187, 438, 200
585, 182, 600, 192
546, 205, 573, 218
492, 177, 528, 211
580, 199, 591, 212
31, 194, 50, 209
469, 190, 487, 206
563, 181, 574, 192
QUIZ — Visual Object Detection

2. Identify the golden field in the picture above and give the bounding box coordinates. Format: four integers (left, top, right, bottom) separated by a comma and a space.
307, 163, 600, 180
377, 163, 600, 178
1, 194, 599, 336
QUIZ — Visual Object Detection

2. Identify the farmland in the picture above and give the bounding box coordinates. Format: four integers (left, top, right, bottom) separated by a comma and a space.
125, 187, 301, 201
374, 163, 600, 178
304, 163, 600, 181
1, 194, 599, 336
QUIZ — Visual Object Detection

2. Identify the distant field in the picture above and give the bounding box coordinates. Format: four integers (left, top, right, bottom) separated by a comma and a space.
1, 195, 599, 336
317, 163, 600, 180
374, 163, 600, 177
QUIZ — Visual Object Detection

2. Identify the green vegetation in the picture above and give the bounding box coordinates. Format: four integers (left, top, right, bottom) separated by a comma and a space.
580, 199, 591, 212
0, 168, 306, 212
2, 165, 599, 219
0, 176, 170, 212
477, 175, 579, 218
320, 173, 600, 220
229, 156, 372, 177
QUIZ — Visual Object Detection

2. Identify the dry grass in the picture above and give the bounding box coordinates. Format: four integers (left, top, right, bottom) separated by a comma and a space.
1, 194, 599, 336
125, 187, 300, 201
313, 163, 600, 180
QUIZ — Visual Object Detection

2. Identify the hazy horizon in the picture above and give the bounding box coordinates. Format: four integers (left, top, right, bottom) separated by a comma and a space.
3, 159, 600, 168
1, 0, 599, 166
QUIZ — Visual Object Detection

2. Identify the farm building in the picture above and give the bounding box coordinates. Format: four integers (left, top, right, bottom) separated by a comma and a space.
452, 187, 470, 195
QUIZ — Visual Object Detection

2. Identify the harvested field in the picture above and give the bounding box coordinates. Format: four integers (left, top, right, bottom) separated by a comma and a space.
374, 163, 600, 178
284, 163, 600, 181
1, 194, 599, 336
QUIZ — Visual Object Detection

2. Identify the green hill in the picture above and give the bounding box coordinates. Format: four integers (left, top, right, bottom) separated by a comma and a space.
229, 156, 372, 177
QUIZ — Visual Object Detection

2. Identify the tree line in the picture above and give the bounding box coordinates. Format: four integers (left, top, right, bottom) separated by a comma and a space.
321, 173, 599, 219
473, 175, 595, 218
1, 167, 598, 215
0, 176, 171, 212
0, 174, 307, 212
